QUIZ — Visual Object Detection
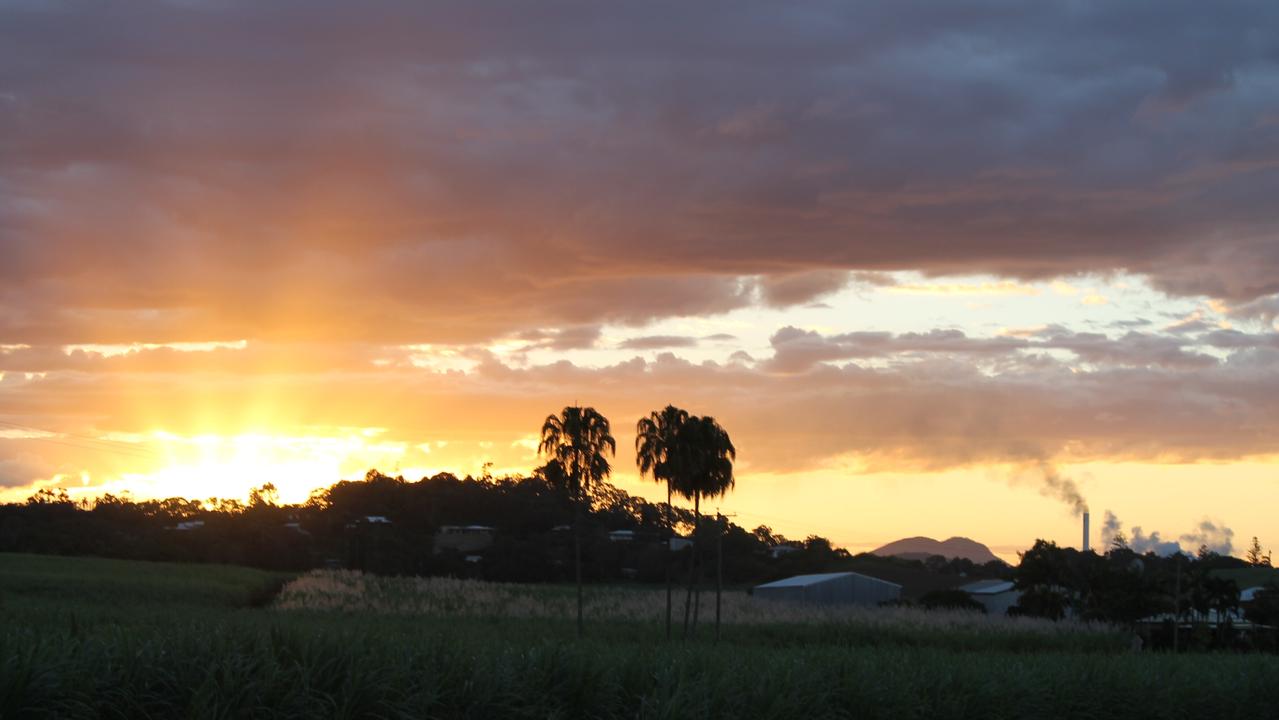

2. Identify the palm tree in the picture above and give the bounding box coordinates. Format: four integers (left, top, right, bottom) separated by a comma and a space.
539, 405, 616, 637
671, 414, 735, 637
1205, 576, 1240, 646
636, 404, 690, 639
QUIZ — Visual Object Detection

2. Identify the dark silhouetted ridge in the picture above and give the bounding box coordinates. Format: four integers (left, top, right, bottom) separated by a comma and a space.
871, 536, 1001, 564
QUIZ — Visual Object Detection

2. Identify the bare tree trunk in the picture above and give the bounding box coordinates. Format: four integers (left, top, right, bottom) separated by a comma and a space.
665, 484, 672, 640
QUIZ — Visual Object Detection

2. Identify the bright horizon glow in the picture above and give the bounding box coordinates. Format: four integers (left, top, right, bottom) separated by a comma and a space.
5, 2, 1279, 574
4, 270, 1279, 564
8, 420, 1279, 565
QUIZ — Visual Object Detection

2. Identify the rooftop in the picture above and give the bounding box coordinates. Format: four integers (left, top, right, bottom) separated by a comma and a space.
959, 579, 1017, 595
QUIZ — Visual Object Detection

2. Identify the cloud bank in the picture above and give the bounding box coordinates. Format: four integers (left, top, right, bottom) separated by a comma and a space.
2, 1, 1279, 348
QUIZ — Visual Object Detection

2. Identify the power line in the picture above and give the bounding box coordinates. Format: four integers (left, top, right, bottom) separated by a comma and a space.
0, 419, 167, 457
0, 419, 168, 462
729, 508, 815, 529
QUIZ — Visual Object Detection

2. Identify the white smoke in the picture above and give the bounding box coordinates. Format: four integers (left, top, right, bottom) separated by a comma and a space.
1101, 510, 1234, 556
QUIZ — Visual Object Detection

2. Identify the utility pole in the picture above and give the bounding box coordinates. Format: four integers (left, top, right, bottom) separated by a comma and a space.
715, 510, 735, 644
716, 511, 723, 643
1173, 554, 1181, 653
665, 492, 673, 641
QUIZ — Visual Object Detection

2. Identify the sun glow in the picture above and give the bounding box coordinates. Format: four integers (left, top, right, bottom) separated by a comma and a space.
87, 431, 418, 504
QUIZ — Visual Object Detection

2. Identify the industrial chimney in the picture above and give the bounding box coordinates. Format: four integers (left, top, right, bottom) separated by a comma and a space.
1082, 511, 1090, 552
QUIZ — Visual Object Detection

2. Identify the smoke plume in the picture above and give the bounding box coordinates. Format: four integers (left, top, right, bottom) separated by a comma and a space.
1035, 461, 1088, 517
1100, 510, 1123, 547
1128, 527, 1182, 556
1100, 510, 1235, 556
1180, 519, 1235, 556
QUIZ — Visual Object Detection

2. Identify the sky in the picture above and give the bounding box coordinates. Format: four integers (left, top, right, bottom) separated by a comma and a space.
2, 1, 1279, 561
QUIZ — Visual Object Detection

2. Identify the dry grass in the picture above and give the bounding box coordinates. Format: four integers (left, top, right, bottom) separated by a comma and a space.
276, 569, 1116, 640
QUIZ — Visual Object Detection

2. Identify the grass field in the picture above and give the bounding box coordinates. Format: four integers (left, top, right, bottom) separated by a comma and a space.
3, 554, 1279, 719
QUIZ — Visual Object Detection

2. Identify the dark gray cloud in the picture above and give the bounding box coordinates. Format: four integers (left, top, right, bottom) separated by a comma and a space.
1, 1, 1279, 345
765, 325, 1233, 373
757, 271, 854, 308
1227, 296, 1279, 325
516, 326, 602, 351
617, 335, 700, 350
0, 455, 49, 489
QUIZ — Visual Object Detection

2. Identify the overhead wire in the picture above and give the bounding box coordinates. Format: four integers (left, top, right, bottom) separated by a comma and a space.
0, 419, 169, 462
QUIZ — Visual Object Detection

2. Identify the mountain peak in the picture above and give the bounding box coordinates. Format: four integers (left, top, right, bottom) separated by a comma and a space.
871, 535, 1002, 564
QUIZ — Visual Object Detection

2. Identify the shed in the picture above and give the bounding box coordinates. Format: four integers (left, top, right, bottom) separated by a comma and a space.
959, 579, 1021, 616
753, 571, 901, 606
434, 525, 495, 554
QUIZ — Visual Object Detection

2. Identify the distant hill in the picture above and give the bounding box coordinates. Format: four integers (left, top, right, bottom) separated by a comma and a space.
871, 536, 1002, 565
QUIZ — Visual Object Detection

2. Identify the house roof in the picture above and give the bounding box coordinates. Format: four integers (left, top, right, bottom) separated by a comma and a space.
1241, 585, 1269, 602
755, 571, 902, 590
959, 579, 1017, 595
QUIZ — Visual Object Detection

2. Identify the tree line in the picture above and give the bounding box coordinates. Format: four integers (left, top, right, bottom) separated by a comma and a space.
2, 472, 993, 583
0, 403, 1003, 617
1011, 538, 1279, 651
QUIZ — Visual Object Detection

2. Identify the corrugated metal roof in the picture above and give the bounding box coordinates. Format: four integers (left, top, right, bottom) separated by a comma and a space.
755, 571, 902, 590
959, 579, 1016, 595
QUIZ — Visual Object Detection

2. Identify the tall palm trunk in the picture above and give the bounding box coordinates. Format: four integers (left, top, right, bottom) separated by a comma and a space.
683, 492, 700, 638
692, 512, 703, 631
574, 493, 583, 638
665, 483, 672, 640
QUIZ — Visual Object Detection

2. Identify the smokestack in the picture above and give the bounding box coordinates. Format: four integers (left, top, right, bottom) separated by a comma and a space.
1083, 511, 1091, 552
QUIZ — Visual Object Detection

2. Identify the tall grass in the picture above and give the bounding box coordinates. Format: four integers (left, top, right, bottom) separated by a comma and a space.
5, 625, 1279, 719
4, 554, 1279, 719
277, 569, 1129, 653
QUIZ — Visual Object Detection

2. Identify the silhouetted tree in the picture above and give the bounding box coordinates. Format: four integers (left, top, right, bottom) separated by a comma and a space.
1011, 540, 1072, 620
1247, 537, 1272, 567
671, 415, 735, 636
919, 589, 986, 613
752, 525, 785, 548
248, 483, 279, 508
539, 405, 616, 637
635, 404, 690, 639
1245, 584, 1279, 638
1110, 530, 1129, 552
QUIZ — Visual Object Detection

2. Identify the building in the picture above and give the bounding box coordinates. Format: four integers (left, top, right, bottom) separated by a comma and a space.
433, 525, 495, 554
753, 571, 901, 606
769, 544, 799, 559
959, 579, 1021, 616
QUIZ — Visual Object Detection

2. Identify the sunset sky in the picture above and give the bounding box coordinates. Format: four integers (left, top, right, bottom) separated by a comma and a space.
3, 1, 1279, 560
